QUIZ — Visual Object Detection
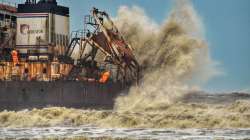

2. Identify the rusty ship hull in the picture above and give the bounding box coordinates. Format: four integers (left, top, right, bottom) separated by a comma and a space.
0, 1, 139, 111
0, 81, 124, 111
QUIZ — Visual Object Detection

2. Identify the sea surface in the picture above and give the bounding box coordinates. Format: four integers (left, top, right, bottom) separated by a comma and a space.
1, 92, 250, 140
0, 126, 250, 140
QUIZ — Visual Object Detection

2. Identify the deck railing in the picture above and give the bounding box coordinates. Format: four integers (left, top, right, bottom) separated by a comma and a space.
0, 0, 17, 8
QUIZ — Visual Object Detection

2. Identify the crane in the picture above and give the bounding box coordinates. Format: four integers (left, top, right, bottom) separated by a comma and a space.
64, 7, 140, 84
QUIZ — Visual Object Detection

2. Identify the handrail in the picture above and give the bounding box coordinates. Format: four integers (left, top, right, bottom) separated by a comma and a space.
0, 0, 17, 8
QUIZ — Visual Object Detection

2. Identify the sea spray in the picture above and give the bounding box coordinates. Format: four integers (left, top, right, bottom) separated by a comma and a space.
114, 0, 220, 112
1, 0, 249, 130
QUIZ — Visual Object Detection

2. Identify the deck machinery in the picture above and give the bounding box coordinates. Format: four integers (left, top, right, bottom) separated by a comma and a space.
65, 7, 139, 84
0, 0, 139, 110
0, 1, 17, 61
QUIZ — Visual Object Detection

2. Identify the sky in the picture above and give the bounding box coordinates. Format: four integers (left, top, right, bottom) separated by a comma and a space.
11, 0, 250, 92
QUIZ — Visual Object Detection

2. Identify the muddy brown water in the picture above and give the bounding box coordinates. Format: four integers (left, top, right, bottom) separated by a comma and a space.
0, 92, 250, 140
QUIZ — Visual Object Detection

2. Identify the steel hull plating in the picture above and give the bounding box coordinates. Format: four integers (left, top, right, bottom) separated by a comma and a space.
0, 81, 124, 111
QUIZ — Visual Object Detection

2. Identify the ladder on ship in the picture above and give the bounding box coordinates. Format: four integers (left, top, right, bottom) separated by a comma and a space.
65, 30, 84, 58
64, 30, 86, 80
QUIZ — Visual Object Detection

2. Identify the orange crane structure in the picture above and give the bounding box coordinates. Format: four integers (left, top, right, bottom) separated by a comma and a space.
65, 7, 140, 84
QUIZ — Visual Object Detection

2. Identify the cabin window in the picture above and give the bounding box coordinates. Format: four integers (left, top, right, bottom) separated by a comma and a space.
4, 15, 10, 26
43, 68, 47, 74
5, 15, 10, 19
24, 68, 29, 73
0, 14, 4, 21
11, 16, 16, 22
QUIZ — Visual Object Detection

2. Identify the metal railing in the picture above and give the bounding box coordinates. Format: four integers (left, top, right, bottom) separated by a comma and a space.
0, 0, 17, 8
70, 30, 85, 40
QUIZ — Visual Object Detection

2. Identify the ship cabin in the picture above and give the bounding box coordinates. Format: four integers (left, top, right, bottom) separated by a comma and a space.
0, 0, 72, 81
0, 1, 17, 59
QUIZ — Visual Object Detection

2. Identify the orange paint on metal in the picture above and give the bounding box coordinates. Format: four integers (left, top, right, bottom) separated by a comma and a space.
0, 4, 17, 13
99, 71, 110, 83
11, 50, 19, 66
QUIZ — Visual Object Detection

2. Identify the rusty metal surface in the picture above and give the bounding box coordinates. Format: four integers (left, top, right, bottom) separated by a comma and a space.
0, 5, 136, 111
0, 3, 17, 13
0, 81, 125, 111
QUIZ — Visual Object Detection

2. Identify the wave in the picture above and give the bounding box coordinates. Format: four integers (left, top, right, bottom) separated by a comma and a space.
0, 93, 249, 128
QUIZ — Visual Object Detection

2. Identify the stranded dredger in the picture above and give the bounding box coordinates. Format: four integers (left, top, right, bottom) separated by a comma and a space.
0, 0, 139, 110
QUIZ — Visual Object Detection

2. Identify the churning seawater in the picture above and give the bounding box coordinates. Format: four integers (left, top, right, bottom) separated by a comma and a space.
1, 126, 250, 140
1, 92, 250, 140
1, 1, 250, 140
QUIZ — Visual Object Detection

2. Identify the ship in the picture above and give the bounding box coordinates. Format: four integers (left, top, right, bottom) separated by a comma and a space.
0, 0, 140, 111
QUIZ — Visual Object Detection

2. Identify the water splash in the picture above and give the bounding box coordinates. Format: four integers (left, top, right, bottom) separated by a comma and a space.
0, 98, 250, 128
114, 0, 221, 112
